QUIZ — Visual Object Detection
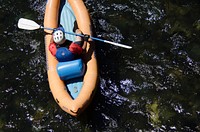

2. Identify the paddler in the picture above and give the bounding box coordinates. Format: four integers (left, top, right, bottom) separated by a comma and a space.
48, 28, 89, 62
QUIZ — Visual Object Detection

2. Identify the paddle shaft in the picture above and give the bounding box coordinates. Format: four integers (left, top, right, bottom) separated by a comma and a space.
42, 26, 55, 31
42, 27, 132, 49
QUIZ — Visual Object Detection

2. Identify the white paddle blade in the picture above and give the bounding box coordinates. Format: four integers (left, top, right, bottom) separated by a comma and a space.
18, 18, 41, 30
104, 40, 132, 49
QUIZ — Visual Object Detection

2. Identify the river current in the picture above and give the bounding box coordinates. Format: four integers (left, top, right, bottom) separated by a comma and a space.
0, 0, 200, 131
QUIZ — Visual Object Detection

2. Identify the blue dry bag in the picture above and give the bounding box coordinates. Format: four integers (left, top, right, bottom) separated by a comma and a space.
57, 59, 85, 80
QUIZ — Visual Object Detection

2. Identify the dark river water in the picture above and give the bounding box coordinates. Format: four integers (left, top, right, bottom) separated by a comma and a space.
1, 0, 200, 131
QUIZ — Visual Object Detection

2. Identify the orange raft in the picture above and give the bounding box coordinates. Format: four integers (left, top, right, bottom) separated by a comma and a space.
44, 0, 98, 116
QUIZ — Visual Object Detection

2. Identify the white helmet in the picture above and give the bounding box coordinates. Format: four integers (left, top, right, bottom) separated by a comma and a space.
53, 29, 65, 45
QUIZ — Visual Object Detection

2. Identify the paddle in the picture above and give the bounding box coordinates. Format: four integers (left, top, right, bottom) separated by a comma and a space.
18, 18, 132, 49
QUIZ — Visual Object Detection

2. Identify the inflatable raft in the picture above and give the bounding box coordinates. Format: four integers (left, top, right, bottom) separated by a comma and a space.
44, 0, 98, 116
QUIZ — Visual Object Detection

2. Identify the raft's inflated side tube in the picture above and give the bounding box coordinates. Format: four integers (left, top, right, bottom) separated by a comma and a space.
44, 0, 98, 116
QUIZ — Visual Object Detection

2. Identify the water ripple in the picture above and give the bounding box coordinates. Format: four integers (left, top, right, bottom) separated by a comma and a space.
1, 0, 200, 131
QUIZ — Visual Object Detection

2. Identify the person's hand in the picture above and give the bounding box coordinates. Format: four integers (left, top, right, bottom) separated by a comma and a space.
83, 34, 90, 42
